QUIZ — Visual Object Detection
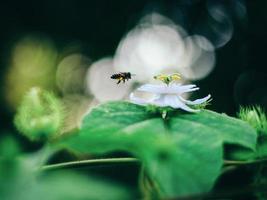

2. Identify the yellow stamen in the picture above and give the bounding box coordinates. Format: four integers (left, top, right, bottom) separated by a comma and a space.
154, 73, 181, 85
170, 73, 181, 81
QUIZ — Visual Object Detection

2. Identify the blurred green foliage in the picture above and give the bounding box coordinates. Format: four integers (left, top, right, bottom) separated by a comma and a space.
238, 106, 267, 136
5, 35, 58, 109
0, 137, 132, 200
230, 106, 267, 161
14, 87, 64, 141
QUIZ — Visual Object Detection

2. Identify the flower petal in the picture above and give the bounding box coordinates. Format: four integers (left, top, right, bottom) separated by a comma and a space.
137, 84, 168, 94
151, 95, 167, 107
164, 84, 199, 94
152, 95, 199, 112
171, 84, 196, 90
179, 94, 211, 105
129, 93, 148, 105
169, 96, 199, 112
130, 83, 208, 113
137, 83, 199, 94
130, 92, 160, 106
175, 85, 199, 94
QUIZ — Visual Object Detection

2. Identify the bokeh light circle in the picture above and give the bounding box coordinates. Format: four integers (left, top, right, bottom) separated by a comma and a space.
86, 58, 132, 102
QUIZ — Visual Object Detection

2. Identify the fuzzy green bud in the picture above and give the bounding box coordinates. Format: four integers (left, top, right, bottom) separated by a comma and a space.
14, 87, 64, 141
238, 106, 267, 135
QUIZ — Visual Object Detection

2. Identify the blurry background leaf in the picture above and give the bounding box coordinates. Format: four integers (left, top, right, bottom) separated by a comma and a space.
0, 137, 132, 200
4, 35, 58, 110
62, 101, 257, 198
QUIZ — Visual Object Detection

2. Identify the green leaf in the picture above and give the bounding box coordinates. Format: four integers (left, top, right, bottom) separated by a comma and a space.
65, 101, 158, 153
0, 137, 132, 200
230, 136, 267, 161
139, 133, 223, 197
256, 142, 267, 158
62, 101, 257, 198
170, 110, 257, 150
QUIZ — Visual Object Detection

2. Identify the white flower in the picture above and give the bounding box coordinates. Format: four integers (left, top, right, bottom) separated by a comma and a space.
130, 83, 211, 112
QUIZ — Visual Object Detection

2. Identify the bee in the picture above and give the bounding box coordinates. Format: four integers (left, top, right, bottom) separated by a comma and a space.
153, 73, 181, 85
110, 72, 134, 84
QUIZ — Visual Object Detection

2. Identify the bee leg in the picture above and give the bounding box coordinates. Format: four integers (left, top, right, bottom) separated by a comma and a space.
117, 80, 121, 84
123, 79, 126, 83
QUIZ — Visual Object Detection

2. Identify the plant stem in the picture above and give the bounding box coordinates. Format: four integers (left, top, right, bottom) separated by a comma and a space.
42, 157, 139, 170
224, 158, 267, 165
42, 157, 267, 171
162, 110, 167, 119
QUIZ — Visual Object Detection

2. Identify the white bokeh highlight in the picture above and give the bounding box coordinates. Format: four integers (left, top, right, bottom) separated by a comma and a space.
178, 35, 215, 80
56, 54, 90, 94
205, 0, 234, 48
114, 13, 216, 82
86, 58, 132, 102
114, 23, 186, 82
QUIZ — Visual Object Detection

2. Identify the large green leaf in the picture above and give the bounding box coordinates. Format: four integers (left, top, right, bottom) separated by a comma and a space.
63, 101, 257, 198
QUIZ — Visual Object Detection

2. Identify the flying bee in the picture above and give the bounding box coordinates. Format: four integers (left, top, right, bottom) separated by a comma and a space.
110, 72, 135, 84
153, 73, 181, 85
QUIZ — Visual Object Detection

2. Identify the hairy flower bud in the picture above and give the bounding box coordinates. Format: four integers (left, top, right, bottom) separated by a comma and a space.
14, 87, 64, 141
238, 106, 267, 135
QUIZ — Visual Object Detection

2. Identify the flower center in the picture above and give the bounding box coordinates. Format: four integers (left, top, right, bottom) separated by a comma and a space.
154, 73, 181, 85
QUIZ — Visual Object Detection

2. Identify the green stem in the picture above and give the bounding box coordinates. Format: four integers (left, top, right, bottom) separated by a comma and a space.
42, 157, 139, 170
42, 157, 267, 171
224, 158, 267, 165
162, 110, 167, 119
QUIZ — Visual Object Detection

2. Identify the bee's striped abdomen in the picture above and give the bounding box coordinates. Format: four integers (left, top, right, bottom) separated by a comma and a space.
110, 74, 119, 79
